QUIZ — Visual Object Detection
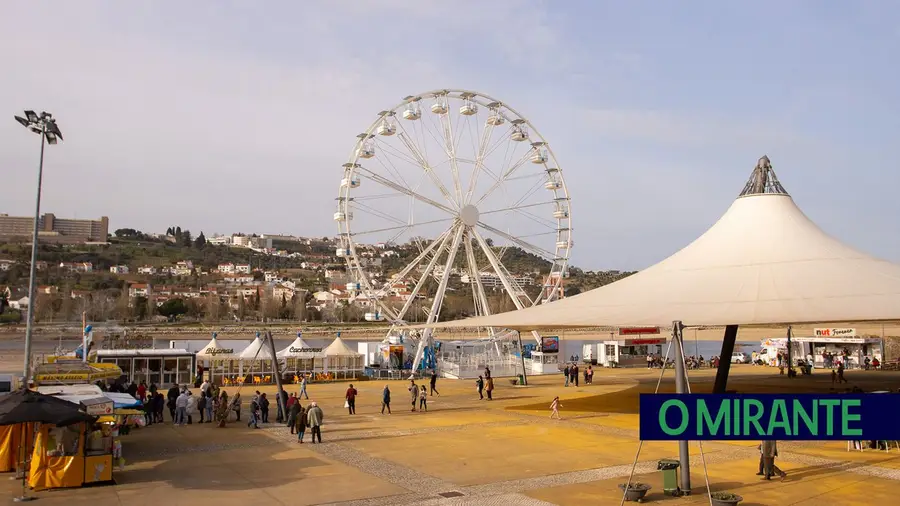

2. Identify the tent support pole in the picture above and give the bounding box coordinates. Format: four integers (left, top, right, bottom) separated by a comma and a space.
713, 325, 739, 393
786, 326, 793, 376
672, 321, 691, 495
265, 331, 287, 422
517, 331, 528, 386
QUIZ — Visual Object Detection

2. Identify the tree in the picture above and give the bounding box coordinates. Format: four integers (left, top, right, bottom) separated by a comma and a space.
194, 232, 207, 249
175, 226, 182, 239
158, 298, 188, 321
181, 230, 193, 247
133, 296, 149, 320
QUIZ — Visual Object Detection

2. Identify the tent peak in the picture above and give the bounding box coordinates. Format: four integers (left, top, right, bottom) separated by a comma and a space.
738, 155, 789, 197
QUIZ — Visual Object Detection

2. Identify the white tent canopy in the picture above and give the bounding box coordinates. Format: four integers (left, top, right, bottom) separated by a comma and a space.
239, 336, 276, 361
195, 335, 236, 360
323, 337, 362, 357
418, 157, 900, 330
277, 335, 325, 359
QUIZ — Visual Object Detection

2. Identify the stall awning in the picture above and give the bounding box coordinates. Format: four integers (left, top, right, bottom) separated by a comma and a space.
277, 336, 325, 359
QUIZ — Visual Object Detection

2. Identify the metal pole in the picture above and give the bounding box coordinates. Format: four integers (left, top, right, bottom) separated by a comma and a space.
517, 331, 528, 386
713, 325, 739, 393
786, 326, 793, 376
23, 133, 46, 382
265, 330, 287, 420
672, 320, 691, 494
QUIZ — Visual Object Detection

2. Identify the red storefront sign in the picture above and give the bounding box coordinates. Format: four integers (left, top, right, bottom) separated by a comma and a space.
619, 327, 660, 336
629, 338, 665, 345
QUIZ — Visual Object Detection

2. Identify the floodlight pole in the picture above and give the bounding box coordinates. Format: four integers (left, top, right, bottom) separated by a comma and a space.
672, 320, 691, 494
22, 127, 47, 383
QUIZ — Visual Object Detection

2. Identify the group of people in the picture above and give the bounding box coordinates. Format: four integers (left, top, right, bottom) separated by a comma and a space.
562, 363, 593, 386
476, 367, 494, 400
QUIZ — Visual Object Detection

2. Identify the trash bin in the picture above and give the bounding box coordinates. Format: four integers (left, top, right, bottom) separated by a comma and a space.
657, 458, 680, 496
517, 374, 525, 385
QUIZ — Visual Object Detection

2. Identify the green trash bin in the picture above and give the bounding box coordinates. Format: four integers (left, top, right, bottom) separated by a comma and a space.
517, 374, 525, 385
657, 459, 680, 496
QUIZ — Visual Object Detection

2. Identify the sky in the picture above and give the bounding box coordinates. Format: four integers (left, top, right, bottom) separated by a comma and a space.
2, 1, 898, 271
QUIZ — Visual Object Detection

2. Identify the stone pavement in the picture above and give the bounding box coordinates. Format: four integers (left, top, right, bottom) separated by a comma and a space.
4, 366, 900, 505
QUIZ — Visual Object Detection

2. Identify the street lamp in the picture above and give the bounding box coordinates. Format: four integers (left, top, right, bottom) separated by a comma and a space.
14, 110, 63, 383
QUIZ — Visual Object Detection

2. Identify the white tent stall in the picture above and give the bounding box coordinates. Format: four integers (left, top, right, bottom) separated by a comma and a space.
418, 157, 900, 331
322, 337, 364, 380
277, 333, 326, 382
236, 334, 277, 385
194, 334, 237, 385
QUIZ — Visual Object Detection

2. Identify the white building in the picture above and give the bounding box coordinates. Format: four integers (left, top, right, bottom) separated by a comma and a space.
232, 235, 251, 247
0, 259, 15, 271
217, 263, 235, 274
207, 235, 232, 246
110, 265, 130, 274
171, 260, 194, 276
128, 283, 151, 298
137, 265, 157, 275
235, 264, 251, 274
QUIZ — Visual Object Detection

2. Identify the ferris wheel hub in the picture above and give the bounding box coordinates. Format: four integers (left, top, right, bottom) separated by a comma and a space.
459, 204, 480, 227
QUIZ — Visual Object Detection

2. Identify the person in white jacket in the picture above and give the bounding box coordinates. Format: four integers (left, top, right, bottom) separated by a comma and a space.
175, 391, 190, 426
185, 390, 197, 425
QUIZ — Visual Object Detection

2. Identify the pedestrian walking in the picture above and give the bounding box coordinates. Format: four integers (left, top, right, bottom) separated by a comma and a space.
300, 374, 309, 399
759, 440, 787, 480
345, 384, 358, 415
408, 380, 419, 411
430, 370, 440, 396
381, 385, 392, 414
837, 362, 849, 383
476, 375, 484, 400
185, 390, 196, 424
248, 397, 260, 429
485, 375, 494, 400
564, 365, 570, 387
259, 393, 270, 423
307, 402, 324, 443
550, 396, 562, 419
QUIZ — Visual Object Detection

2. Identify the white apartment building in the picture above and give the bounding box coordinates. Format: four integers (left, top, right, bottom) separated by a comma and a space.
217, 263, 235, 274
207, 235, 232, 246
235, 264, 251, 274
137, 265, 157, 275
460, 272, 535, 288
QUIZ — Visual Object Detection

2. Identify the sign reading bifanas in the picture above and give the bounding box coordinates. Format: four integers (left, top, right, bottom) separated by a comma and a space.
205, 347, 234, 356
289, 347, 323, 353
814, 328, 857, 338
619, 327, 661, 336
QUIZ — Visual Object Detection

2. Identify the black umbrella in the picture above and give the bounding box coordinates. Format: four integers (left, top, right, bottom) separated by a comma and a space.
0, 388, 96, 427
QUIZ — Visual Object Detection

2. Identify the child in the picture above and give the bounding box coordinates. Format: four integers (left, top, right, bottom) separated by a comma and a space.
418, 384, 428, 412
550, 396, 561, 419
831, 369, 837, 384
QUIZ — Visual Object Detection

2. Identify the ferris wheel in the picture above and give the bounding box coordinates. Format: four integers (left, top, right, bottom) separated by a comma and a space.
335, 89, 572, 369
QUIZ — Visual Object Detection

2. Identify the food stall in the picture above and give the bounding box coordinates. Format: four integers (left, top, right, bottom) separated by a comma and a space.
599, 329, 665, 367
761, 329, 883, 368
277, 333, 325, 382
322, 337, 364, 380
194, 333, 235, 385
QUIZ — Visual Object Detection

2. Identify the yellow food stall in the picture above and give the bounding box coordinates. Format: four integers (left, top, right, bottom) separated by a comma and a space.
28, 397, 115, 491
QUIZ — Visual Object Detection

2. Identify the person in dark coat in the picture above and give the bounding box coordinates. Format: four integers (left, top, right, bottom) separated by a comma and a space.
166, 384, 180, 422
259, 393, 270, 423
289, 397, 302, 434
294, 404, 308, 442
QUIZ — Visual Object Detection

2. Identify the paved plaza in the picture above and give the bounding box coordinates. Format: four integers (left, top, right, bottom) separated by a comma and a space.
5, 366, 900, 505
